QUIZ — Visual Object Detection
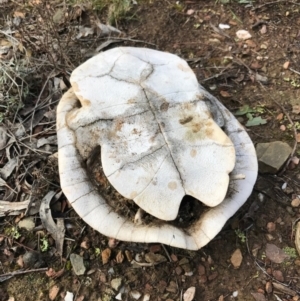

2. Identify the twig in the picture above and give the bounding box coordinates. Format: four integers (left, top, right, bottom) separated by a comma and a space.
273, 100, 298, 175
0, 267, 48, 282
0, 234, 37, 252
289, 68, 300, 76
161, 244, 172, 262
254, 0, 300, 10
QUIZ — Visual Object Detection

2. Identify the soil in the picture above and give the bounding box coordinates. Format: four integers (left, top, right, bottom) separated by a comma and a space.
1, 1, 300, 301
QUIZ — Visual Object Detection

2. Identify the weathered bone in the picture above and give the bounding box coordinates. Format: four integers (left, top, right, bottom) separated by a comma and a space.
57, 47, 257, 250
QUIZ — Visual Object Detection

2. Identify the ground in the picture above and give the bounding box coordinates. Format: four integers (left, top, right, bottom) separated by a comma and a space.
1, 0, 300, 301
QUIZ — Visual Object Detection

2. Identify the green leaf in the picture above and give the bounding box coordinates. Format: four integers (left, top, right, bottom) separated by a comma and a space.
234, 105, 252, 116
245, 116, 267, 127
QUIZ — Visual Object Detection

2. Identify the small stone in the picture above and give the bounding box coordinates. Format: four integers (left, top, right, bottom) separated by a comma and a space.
272, 270, 284, 282
208, 272, 218, 281
70, 253, 86, 275
183, 287, 196, 301
130, 290, 142, 300
230, 248, 243, 269
265, 281, 272, 293
143, 294, 150, 301
149, 244, 161, 253
283, 61, 290, 69
49, 285, 60, 301
166, 281, 177, 293
178, 258, 189, 265
251, 292, 266, 301
291, 198, 300, 207
125, 250, 132, 262
232, 291, 238, 297
171, 254, 178, 262
198, 264, 206, 275
199, 275, 207, 284
266, 244, 289, 263
23, 251, 45, 268
267, 222, 276, 232
236, 30, 252, 40
175, 266, 183, 275
116, 250, 124, 263
157, 280, 167, 293
145, 252, 167, 264
18, 217, 35, 231
265, 233, 275, 241
279, 124, 286, 131
111, 278, 122, 291
256, 141, 292, 174
101, 248, 111, 264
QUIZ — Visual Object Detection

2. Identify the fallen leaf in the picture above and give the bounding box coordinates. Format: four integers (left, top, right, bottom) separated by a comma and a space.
102, 248, 111, 264
297, 133, 300, 142
245, 116, 267, 127
276, 113, 283, 120
265, 243, 289, 263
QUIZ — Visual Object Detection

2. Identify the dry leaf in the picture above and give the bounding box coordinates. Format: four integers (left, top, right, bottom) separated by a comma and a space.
296, 133, 300, 143
102, 248, 111, 264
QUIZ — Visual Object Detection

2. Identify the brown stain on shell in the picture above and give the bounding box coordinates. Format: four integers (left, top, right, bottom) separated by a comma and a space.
168, 181, 177, 190
190, 149, 197, 157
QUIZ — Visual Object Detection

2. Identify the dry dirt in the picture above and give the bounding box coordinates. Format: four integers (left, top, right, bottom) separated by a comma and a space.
1, 1, 300, 301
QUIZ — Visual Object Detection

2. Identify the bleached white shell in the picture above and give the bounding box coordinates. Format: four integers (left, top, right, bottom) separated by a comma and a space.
57, 47, 257, 250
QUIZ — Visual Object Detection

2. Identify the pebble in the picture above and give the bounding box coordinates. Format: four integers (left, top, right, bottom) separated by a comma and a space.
23, 251, 45, 268
49, 285, 60, 301
266, 222, 276, 232
18, 217, 35, 231
145, 252, 167, 264
236, 29, 252, 40
291, 198, 300, 207
111, 278, 122, 291
175, 266, 183, 275
130, 290, 142, 300
166, 281, 177, 293
272, 270, 284, 282
231, 248, 243, 269
198, 264, 206, 275
70, 253, 86, 275
143, 294, 150, 301
183, 287, 196, 301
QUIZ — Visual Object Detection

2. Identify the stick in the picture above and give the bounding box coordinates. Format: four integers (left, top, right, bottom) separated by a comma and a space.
0, 267, 48, 282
